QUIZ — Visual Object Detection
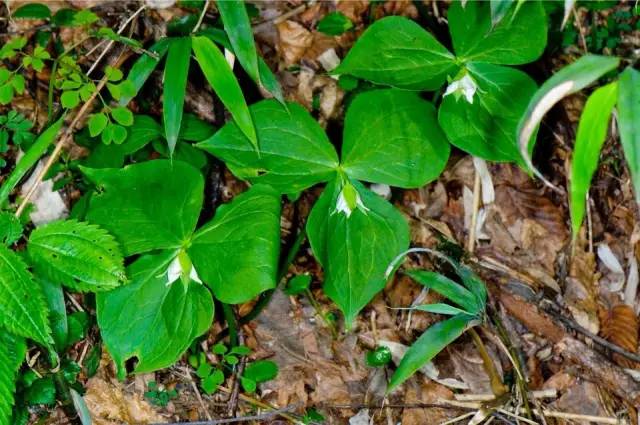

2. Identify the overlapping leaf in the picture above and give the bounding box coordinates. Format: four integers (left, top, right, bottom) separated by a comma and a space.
618, 67, 640, 204
0, 330, 26, 425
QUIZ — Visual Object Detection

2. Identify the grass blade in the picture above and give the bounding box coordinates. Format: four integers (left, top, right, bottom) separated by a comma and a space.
406, 270, 480, 314
618, 67, 640, 204
119, 38, 170, 106
163, 37, 191, 155
217, 0, 259, 83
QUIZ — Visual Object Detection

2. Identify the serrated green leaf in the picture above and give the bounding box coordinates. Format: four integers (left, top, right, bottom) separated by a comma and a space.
307, 180, 409, 327
388, 314, 473, 391
164, 37, 191, 155
88, 113, 108, 137
448, 0, 547, 64
217, 0, 260, 83
0, 212, 23, 245
333, 16, 456, 90
0, 330, 26, 425
517, 55, 619, 182
97, 251, 214, 379
618, 67, 640, 204
28, 219, 127, 292
0, 245, 52, 346
197, 100, 338, 193
570, 82, 618, 238
341, 89, 449, 188
119, 38, 171, 106
188, 184, 281, 304
439, 63, 537, 162
83, 160, 203, 256
192, 36, 257, 149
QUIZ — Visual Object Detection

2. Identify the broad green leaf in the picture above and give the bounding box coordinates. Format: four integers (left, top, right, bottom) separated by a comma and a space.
414, 303, 471, 316
28, 220, 127, 292
83, 160, 203, 256
192, 36, 257, 149
490, 0, 514, 25
405, 270, 480, 313
0, 330, 26, 425
0, 245, 52, 346
439, 63, 537, 162
517, 55, 619, 185
618, 67, 640, 204
341, 89, 449, 187
570, 82, 618, 238
243, 360, 278, 383
0, 115, 63, 208
448, 0, 547, 65
179, 113, 215, 142
333, 16, 456, 90
120, 114, 163, 154
97, 251, 214, 379
188, 185, 281, 304
317, 12, 353, 36
198, 100, 339, 193
163, 37, 191, 155
217, 0, 260, 83
119, 38, 170, 106
14, 3, 51, 19
307, 180, 409, 327
388, 314, 474, 391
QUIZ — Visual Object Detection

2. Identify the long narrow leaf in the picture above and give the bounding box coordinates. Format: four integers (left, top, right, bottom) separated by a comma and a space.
406, 270, 480, 314
192, 36, 258, 150
163, 37, 191, 155
414, 303, 472, 316
0, 115, 64, 208
618, 67, 640, 204
570, 82, 618, 237
388, 314, 474, 392
517, 55, 619, 187
119, 38, 170, 106
217, 0, 259, 83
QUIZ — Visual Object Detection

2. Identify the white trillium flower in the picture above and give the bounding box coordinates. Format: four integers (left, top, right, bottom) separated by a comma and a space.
443, 73, 477, 104
334, 182, 369, 218
166, 252, 202, 286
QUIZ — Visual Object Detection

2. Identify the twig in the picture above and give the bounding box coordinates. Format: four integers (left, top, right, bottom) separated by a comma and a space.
226, 331, 245, 417
468, 164, 482, 253
324, 402, 470, 410
151, 404, 299, 425
216, 386, 300, 423
16, 49, 132, 217
185, 367, 213, 421
192, 0, 210, 34
454, 389, 557, 402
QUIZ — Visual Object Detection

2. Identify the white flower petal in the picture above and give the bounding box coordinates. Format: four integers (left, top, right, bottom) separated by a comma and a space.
189, 265, 203, 284
166, 256, 182, 286
335, 191, 353, 217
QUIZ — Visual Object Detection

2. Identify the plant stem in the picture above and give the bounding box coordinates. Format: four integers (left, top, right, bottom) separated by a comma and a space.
469, 327, 507, 397
221, 303, 238, 347
305, 288, 338, 338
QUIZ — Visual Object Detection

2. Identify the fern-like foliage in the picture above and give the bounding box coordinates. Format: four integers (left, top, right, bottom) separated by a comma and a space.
0, 245, 52, 346
0, 330, 26, 425
28, 220, 127, 292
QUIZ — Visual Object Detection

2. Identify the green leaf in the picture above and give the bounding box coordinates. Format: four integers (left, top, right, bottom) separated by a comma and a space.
0, 245, 52, 346
97, 251, 214, 379
0, 211, 23, 245
198, 99, 339, 193
163, 37, 191, 155
119, 38, 170, 106
243, 360, 278, 383
406, 270, 480, 314
179, 113, 215, 141
317, 12, 353, 36
192, 36, 258, 149
13, 3, 51, 19
490, 0, 514, 25
83, 160, 204, 256
438, 63, 537, 162
40, 278, 68, 351
188, 184, 281, 304
517, 55, 619, 183
0, 330, 26, 425
285, 274, 311, 295
217, 0, 260, 83
387, 314, 475, 391
121, 115, 163, 154
0, 84, 13, 105
333, 16, 456, 90
28, 219, 127, 292
414, 303, 471, 316
88, 113, 108, 137
448, 0, 547, 64
569, 82, 618, 238
341, 89, 449, 187
61, 90, 80, 109
201, 369, 224, 394
618, 67, 640, 204
111, 107, 133, 126
307, 180, 409, 327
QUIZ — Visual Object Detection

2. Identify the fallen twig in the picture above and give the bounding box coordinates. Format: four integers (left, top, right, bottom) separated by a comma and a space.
150, 403, 299, 425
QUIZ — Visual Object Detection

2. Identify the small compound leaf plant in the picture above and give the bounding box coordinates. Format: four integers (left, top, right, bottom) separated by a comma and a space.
332, 0, 548, 164
79, 160, 281, 378
198, 88, 450, 327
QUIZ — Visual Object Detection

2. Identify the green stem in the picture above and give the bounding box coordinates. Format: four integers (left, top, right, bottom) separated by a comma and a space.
0, 115, 64, 209
222, 303, 238, 347
469, 327, 507, 397
305, 288, 338, 338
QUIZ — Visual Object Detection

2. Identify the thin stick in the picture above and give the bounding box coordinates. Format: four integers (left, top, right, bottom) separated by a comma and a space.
16, 50, 131, 217
438, 411, 475, 425
192, 0, 210, 34
468, 166, 482, 253
216, 386, 300, 423
185, 367, 213, 421
150, 404, 299, 425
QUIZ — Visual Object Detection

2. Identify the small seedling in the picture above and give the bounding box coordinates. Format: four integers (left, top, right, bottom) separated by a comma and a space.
144, 381, 178, 407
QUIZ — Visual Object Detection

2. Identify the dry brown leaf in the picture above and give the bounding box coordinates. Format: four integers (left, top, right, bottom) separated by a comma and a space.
401, 381, 455, 425
276, 21, 313, 67
336, 0, 370, 24
84, 377, 164, 425
565, 232, 601, 334
599, 304, 640, 368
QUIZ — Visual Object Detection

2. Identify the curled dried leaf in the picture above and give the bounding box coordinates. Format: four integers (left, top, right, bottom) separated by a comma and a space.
599, 304, 639, 369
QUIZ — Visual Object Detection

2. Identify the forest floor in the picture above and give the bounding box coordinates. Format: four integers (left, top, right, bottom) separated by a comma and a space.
4, 1, 640, 424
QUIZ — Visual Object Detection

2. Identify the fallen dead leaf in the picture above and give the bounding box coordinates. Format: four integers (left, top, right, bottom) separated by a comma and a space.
276, 20, 313, 67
